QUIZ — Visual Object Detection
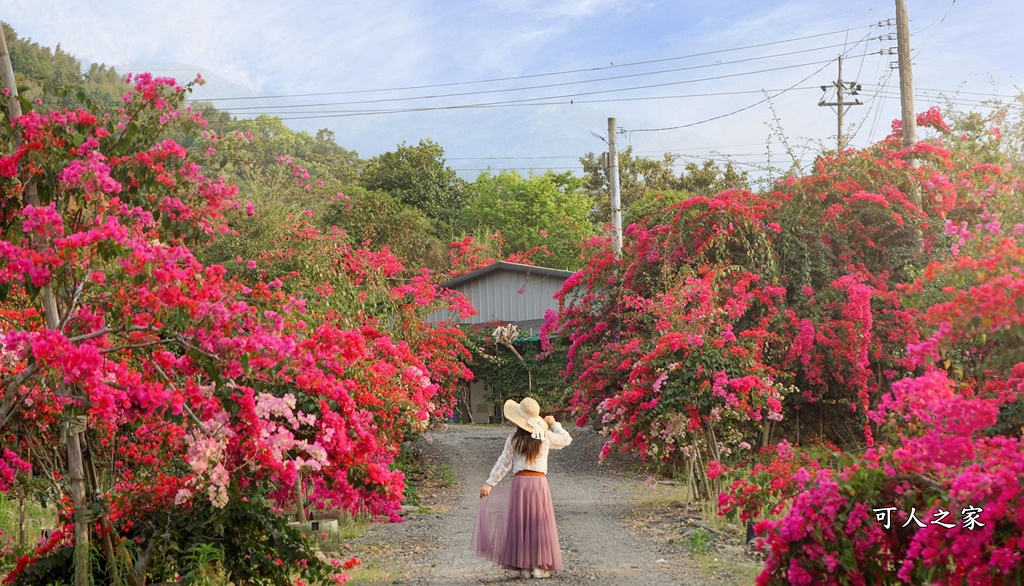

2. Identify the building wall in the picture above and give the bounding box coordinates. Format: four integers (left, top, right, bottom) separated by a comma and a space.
428, 269, 567, 335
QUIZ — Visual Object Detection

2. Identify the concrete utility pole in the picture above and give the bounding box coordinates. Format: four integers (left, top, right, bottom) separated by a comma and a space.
818, 55, 862, 151
894, 0, 922, 252
607, 117, 623, 255
895, 0, 917, 152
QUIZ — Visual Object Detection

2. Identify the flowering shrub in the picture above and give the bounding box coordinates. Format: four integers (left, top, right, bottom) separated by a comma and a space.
540, 189, 797, 494
0, 73, 473, 585
546, 106, 1024, 582
737, 118, 1024, 584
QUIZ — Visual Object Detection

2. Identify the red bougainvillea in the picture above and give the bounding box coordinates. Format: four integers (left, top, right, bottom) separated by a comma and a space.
0, 74, 473, 584
547, 106, 1024, 582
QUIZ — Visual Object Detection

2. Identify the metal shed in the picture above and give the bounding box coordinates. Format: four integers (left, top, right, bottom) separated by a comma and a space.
427, 261, 574, 422
427, 261, 573, 335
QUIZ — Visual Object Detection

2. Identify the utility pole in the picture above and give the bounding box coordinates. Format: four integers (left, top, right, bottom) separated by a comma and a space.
818, 55, 862, 151
894, 0, 922, 251
895, 0, 917, 152
607, 117, 623, 255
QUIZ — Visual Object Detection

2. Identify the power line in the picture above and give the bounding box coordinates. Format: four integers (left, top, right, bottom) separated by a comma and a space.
218, 43, 870, 113
234, 86, 825, 117
192, 24, 885, 104
448, 148, 777, 162
450, 156, 819, 174
860, 84, 1018, 100
270, 60, 839, 121
623, 52, 840, 134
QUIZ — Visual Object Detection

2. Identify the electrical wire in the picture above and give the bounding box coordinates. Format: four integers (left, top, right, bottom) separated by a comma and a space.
236, 86, 824, 117
272, 60, 839, 121
622, 53, 841, 133
192, 24, 884, 104
860, 84, 1017, 100
218, 43, 866, 113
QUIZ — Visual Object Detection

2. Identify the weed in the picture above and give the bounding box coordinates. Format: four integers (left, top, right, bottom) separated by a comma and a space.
437, 465, 456, 488
392, 442, 422, 506
183, 543, 232, 586
685, 528, 714, 555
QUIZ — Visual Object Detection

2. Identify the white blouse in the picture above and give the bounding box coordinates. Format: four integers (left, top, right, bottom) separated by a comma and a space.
485, 422, 573, 486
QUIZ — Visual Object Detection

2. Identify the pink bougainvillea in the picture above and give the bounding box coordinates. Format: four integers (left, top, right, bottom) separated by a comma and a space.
0, 74, 474, 584
547, 105, 1024, 582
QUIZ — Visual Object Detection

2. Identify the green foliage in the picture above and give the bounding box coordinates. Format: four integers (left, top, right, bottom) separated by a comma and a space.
321, 185, 447, 271
462, 329, 569, 412
436, 466, 456, 489
460, 170, 594, 270
581, 146, 749, 224
623, 189, 695, 228
359, 139, 467, 232
684, 528, 714, 555
392, 443, 422, 506
182, 543, 231, 586
10, 497, 338, 586
7, 543, 83, 586
939, 91, 1024, 170
1, 22, 126, 109
140, 496, 338, 586
217, 115, 361, 184
0, 488, 57, 564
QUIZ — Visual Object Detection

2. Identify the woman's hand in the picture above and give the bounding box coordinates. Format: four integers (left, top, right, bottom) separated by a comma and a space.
543, 415, 556, 426
480, 483, 492, 498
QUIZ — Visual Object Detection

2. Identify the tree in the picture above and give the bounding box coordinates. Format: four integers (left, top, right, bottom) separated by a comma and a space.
581, 146, 748, 224
459, 170, 594, 270
321, 185, 447, 271
359, 139, 466, 232
550, 104, 1024, 583
0, 73, 473, 586
1, 22, 127, 110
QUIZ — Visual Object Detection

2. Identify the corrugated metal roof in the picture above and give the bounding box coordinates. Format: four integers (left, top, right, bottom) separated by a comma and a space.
440, 261, 574, 288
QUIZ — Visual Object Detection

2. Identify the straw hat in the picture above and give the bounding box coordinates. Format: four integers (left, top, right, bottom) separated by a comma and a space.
503, 397, 548, 440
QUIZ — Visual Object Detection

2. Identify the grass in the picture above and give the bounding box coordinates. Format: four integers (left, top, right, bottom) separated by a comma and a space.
296, 510, 374, 553
341, 561, 394, 585
435, 465, 456, 488
0, 490, 58, 542
632, 480, 766, 585
0, 488, 58, 576
695, 554, 764, 584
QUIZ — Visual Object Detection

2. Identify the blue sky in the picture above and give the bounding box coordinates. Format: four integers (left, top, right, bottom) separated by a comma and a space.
7, 1, 1022, 183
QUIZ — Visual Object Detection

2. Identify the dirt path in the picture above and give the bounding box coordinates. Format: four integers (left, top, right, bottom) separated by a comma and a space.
349, 424, 758, 585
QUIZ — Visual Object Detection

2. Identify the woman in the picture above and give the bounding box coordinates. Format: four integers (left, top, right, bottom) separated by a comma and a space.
474, 397, 572, 579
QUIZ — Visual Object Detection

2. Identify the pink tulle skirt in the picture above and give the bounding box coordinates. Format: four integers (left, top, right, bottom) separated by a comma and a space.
472, 475, 564, 572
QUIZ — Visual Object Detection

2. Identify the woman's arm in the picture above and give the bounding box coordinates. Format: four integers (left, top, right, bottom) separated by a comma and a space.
544, 416, 573, 449
483, 434, 515, 489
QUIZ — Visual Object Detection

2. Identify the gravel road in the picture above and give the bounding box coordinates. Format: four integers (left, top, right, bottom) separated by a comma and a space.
349, 424, 756, 585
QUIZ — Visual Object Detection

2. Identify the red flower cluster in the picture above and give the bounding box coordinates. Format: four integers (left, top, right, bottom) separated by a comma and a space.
0, 74, 475, 582
546, 106, 1024, 582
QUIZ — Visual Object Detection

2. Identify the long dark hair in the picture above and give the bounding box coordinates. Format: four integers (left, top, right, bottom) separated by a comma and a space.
511, 426, 542, 463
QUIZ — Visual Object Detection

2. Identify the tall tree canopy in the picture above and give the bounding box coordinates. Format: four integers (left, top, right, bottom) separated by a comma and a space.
581, 146, 748, 224
459, 170, 594, 270
359, 139, 466, 232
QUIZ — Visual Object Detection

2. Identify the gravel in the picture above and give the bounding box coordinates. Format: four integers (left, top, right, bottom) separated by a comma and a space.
348, 424, 759, 585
